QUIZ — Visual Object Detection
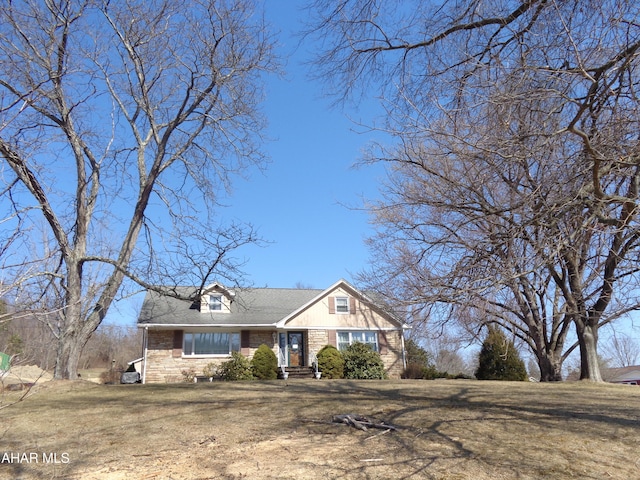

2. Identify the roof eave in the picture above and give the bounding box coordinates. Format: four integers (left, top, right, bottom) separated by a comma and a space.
275, 278, 406, 328
138, 323, 277, 329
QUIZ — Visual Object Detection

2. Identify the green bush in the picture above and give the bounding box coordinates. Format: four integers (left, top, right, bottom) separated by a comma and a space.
402, 339, 447, 379
422, 365, 451, 380
251, 344, 278, 380
404, 339, 431, 368
316, 344, 344, 379
218, 352, 254, 381
475, 326, 527, 381
342, 342, 386, 379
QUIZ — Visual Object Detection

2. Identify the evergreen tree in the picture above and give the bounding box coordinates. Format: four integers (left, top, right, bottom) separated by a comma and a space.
475, 327, 527, 381
405, 339, 431, 367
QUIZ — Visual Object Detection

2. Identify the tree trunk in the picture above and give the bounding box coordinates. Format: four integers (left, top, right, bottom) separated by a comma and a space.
53, 261, 103, 380
537, 353, 564, 382
577, 322, 603, 382
54, 330, 86, 380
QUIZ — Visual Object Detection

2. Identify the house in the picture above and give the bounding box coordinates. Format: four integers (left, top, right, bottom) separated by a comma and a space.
604, 366, 640, 385
137, 279, 408, 383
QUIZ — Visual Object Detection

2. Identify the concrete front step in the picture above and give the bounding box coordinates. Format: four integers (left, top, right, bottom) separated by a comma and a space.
278, 366, 316, 379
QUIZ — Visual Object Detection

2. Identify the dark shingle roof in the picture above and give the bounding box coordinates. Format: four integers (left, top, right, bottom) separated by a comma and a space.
137, 287, 322, 327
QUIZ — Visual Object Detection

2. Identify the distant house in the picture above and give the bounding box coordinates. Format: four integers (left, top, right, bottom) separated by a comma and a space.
137, 279, 408, 383
604, 366, 640, 385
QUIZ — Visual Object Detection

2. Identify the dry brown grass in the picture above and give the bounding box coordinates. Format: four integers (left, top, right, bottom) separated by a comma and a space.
1, 379, 639, 479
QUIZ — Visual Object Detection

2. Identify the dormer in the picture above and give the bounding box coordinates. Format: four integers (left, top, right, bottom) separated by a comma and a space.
199, 283, 235, 313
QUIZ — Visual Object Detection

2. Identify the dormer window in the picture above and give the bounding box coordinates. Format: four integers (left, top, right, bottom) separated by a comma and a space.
201, 283, 235, 313
209, 295, 222, 311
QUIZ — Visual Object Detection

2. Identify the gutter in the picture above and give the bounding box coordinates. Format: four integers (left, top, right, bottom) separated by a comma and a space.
142, 326, 148, 384
137, 323, 277, 329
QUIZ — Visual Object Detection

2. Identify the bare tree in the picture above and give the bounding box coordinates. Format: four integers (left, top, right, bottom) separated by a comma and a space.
0, 313, 58, 369
357, 123, 585, 381
80, 324, 143, 370
309, 0, 640, 381
0, 0, 278, 379
604, 331, 640, 367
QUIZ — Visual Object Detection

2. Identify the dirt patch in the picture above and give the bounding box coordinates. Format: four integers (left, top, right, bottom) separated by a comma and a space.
1, 365, 52, 387
1, 379, 639, 479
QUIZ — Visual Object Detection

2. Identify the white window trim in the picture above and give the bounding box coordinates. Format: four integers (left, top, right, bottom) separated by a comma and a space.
183, 331, 240, 357
201, 292, 231, 313
337, 330, 378, 352
335, 296, 350, 314
209, 295, 223, 311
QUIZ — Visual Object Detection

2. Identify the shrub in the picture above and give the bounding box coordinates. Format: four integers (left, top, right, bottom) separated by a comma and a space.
400, 338, 435, 379
251, 344, 278, 380
218, 352, 254, 381
99, 369, 122, 384
404, 339, 431, 368
181, 367, 196, 383
401, 362, 425, 379
402, 339, 446, 379
475, 326, 527, 381
202, 362, 217, 379
342, 342, 386, 379
422, 365, 449, 380
99, 363, 125, 384
316, 344, 344, 379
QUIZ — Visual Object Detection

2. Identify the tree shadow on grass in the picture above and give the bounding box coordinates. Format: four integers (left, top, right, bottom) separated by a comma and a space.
3, 380, 638, 479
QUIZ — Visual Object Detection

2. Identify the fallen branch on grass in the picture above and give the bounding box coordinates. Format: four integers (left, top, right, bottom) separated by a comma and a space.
331, 414, 398, 432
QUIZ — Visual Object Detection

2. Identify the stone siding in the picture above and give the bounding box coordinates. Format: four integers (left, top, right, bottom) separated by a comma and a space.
144, 328, 404, 382
307, 330, 329, 359
380, 330, 404, 379
306, 329, 404, 379
248, 331, 277, 356
144, 330, 278, 383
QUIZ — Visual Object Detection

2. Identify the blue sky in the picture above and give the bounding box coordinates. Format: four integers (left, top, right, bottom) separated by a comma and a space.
106, 2, 389, 324
216, 2, 387, 289
97, 2, 640, 366
103, 3, 640, 358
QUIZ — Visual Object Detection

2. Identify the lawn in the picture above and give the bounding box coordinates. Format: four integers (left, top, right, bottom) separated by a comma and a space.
1, 379, 638, 479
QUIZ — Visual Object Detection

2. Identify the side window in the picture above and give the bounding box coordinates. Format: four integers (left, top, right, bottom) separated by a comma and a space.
337, 331, 379, 352
335, 297, 349, 313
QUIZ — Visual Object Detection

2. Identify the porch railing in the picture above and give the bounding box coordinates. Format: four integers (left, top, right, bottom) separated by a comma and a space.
278, 348, 287, 377
309, 353, 319, 375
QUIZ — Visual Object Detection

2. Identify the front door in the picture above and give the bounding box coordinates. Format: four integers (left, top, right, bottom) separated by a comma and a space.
287, 332, 304, 367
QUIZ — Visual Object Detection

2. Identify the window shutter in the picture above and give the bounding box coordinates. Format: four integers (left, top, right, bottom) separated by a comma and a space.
241, 330, 250, 355
172, 330, 183, 358
379, 331, 389, 355
328, 330, 337, 347
328, 296, 335, 314
349, 297, 356, 314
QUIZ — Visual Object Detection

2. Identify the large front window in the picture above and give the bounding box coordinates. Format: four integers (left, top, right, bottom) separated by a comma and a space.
183, 332, 240, 355
337, 331, 378, 352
